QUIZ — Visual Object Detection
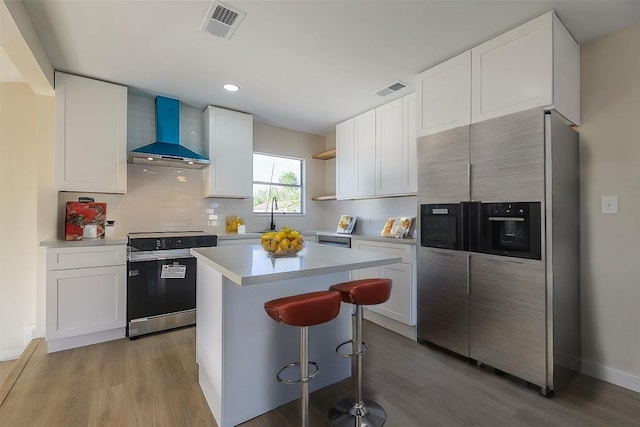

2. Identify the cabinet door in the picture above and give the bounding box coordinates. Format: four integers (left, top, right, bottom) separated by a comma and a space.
336, 118, 356, 199
203, 107, 253, 198
417, 248, 469, 356
417, 125, 470, 204
402, 93, 417, 195
469, 254, 546, 387
376, 98, 404, 196
470, 108, 544, 202
471, 12, 553, 123
416, 51, 471, 137
379, 262, 413, 325
354, 110, 376, 198
55, 72, 127, 193
46, 265, 126, 340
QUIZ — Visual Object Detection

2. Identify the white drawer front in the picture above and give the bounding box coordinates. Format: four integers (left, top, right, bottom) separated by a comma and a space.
47, 245, 126, 270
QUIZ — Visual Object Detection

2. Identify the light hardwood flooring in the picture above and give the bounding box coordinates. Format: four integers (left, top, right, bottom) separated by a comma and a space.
1, 323, 639, 426
0, 361, 15, 386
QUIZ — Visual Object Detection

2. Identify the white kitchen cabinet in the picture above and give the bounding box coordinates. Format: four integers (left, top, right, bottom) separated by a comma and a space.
46, 245, 127, 352
203, 106, 253, 198
376, 98, 403, 196
403, 93, 418, 195
415, 11, 579, 134
376, 94, 417, 196
471, 11, 579, 125
338, 93, 416, 200
54, 71, 127, 193
351, 240, 416, 326
416, 51, 471, 137
336, 110, 376, 199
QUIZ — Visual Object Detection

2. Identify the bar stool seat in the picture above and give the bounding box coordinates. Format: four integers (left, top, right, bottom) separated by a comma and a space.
265, 290, 342, 326
328, 278, 392, 427
265, 290, 342, 427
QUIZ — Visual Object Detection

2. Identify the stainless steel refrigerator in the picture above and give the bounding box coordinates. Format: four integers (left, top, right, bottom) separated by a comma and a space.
416, 108, 580, 395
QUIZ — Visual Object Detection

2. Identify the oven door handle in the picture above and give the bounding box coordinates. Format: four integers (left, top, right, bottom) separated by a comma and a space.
488, 217, 525, 222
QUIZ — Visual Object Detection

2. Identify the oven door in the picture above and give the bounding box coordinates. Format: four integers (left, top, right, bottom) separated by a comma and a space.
420, 203, 469, 250
472, 202, 541, 259
127, 256, 197, 323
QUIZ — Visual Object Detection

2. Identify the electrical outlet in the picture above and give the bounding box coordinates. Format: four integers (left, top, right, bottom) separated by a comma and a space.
601, 196, 618, 214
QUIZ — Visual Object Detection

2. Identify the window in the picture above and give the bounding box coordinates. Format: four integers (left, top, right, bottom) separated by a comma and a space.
253, 153, 304, 214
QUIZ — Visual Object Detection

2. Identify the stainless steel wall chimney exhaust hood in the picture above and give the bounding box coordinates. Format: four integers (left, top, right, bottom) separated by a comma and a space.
128, 96, 210, 170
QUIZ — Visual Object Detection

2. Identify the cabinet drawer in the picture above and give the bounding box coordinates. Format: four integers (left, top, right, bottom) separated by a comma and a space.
353, 240, 413, 263
47, 245, 126, 270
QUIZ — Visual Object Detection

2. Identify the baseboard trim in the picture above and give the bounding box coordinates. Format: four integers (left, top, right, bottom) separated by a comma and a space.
46, 328, 125, 353
581, 359, 640, 393
363, 310, 417, 340
0, 338, 42, 407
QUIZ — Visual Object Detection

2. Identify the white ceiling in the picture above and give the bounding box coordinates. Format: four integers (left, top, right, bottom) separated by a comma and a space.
21, 0, 640, 136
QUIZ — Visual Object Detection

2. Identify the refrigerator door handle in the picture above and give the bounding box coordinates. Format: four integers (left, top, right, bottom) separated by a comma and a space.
466, 253, 471, 295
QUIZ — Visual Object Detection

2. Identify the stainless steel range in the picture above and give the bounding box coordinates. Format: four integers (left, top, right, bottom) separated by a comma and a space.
127, 231, 217, 338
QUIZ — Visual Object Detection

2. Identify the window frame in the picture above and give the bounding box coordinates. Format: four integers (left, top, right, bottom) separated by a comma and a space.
252, 152, 305, 216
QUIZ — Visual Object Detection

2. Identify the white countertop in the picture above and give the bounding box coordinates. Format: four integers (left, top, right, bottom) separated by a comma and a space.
191, 241, 401, 286
40, 236, 128, 247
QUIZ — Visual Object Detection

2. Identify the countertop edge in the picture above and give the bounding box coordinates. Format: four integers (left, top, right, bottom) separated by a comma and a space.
40, 237, 128, 248
191, 244, 402, 286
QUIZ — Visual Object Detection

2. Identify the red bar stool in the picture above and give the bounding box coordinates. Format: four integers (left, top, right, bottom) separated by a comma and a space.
328, 278, 392, 427
264, 290, 342, 427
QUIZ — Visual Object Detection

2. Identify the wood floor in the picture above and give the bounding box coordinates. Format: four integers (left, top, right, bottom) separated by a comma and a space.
1, 322, 639, 426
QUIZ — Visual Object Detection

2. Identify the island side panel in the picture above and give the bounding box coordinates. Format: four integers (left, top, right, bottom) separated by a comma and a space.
196, 262, 225, 426
222, 271, 352, 427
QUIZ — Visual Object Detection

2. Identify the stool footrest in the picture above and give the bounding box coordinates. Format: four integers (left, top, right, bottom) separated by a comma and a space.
335, 339, 368, 358
276, 361, 319, 385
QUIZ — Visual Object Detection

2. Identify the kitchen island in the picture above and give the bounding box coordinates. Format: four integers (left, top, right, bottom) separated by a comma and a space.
191, 242, 401, 427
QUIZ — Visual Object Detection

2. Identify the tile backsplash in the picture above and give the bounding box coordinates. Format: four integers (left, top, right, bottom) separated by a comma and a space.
57, 164, 252, 237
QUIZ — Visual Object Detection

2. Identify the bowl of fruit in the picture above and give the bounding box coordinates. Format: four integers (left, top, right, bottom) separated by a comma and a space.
261, 226, 304, 257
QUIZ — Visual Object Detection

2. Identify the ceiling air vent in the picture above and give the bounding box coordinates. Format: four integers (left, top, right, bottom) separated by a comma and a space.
376, 81, 409, 96
200, 1, 246, 40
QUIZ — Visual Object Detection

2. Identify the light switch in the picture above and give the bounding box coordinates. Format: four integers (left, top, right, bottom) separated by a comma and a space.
601, 196, 618, 214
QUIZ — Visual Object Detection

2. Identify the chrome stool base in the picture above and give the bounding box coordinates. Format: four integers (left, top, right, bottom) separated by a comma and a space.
329, 398, 386, 427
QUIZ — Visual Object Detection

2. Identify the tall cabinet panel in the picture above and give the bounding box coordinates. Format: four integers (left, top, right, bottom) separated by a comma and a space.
376, 98, 404, 196
417, 125, 470, 204
402, 93, 418, 194
354, 110, 377, 198
203, 106, 253, 198
469, 254, 546, 386
417, 248, 469, 356
470, 108, 544, 202
55, 72, 127, 193
336, 118, 356, 199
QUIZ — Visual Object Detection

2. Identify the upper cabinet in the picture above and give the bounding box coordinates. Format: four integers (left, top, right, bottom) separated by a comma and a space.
416, 11, 579, 137
54, 72, 128, 193
336, 109, 376, 199
203, 106, 253, 198
471, 11, 579, 124
416, 51, 471, 137
337, 93, 416, 200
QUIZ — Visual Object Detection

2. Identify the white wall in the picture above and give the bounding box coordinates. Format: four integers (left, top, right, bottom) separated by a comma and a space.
0, 84, 36, 359
579, 23, 640, 392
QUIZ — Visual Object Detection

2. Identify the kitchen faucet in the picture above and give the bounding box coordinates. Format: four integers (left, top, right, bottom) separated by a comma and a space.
269, 197, 278, 231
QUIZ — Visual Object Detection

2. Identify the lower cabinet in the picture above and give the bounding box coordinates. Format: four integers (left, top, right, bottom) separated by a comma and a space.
351, 240, 416, 326
417, 248, 548, 388
469, 254, 546, 386
416, 248, 469, 356
46, 245, 126, 352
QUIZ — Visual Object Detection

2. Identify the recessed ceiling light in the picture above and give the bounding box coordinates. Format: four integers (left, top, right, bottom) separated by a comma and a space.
224, 83, 240, 92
